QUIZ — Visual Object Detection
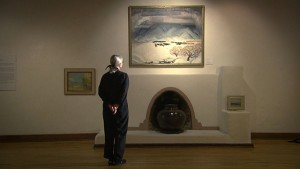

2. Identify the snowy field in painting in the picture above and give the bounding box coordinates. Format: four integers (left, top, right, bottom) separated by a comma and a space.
132, 41, 202, 65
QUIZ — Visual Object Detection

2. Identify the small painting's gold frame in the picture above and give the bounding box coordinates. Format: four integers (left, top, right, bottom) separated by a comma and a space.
64, 68, 96, 95
227, 96, 245, 111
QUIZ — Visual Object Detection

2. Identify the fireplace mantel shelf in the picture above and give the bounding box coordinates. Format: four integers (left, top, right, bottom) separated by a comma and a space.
95, 130, 230, 145
95, 110, 251, 145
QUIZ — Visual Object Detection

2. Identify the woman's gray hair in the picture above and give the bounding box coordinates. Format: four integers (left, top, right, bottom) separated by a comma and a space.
106, 54, 123, 73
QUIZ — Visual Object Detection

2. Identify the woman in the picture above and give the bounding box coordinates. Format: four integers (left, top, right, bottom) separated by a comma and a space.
98, 55, 129, 165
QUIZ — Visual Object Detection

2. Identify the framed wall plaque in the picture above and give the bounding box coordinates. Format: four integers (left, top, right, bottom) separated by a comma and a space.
129, 6, 205, 67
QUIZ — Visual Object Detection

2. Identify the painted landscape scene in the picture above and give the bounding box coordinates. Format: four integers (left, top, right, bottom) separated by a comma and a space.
67, 72, 92, 92
129, 6, 204, 67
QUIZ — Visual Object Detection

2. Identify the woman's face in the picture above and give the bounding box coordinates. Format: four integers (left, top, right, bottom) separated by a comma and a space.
118, 59, 123, 69
119, 61, 123, 69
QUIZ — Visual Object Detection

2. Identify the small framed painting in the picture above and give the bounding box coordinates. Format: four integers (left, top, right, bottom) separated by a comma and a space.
227, 96, 245, 111
64, 68, 96, 95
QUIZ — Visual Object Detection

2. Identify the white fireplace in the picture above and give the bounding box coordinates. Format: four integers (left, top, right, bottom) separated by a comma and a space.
95, 67, 252, 145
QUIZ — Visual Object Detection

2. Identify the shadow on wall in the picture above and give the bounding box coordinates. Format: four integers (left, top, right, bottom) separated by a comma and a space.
217, 66, 256, 130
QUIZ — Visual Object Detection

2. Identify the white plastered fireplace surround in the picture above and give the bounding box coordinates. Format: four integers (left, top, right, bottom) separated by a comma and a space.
95, 66, 252, 145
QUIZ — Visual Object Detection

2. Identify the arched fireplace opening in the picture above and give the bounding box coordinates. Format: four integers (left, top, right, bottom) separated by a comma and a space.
150, 90, 191, 133
137, 87, 202, 133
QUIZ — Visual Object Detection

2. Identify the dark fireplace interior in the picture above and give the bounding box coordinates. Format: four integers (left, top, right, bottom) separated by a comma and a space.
149, 90, 192, 132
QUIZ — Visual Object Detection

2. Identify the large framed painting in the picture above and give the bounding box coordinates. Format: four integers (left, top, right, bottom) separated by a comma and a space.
128, 6, 205, 67
64, 68, 96, 95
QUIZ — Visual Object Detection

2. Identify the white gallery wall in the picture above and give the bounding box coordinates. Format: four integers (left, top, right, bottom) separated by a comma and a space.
0, 0, 299, 135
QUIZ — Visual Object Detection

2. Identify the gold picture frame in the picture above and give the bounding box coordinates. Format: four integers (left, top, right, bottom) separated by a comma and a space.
227, 96, 245, 111
128, 6, 205, 67
64, 68, 96, 95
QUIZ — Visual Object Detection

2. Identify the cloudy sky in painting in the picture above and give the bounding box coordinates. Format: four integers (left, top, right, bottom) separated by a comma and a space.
132, 7, 202, 27
130, 7, 203, 42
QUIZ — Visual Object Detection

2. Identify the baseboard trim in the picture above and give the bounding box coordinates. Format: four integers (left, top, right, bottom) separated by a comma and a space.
251, 133, 300, 139
94, 143, 254, 147
1, 132, 299, 143
0, 133, 97, 142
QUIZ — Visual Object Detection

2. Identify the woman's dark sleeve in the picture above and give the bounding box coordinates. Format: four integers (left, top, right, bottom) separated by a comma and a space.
98, 75, 107, 102
117, 73, 129, 105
